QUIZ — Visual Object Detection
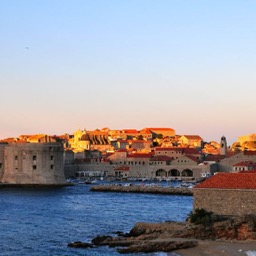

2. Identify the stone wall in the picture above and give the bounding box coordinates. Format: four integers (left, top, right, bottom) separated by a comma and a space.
193, 188, 256, 216
0, 144, 5, 178
1, 142, 65, 184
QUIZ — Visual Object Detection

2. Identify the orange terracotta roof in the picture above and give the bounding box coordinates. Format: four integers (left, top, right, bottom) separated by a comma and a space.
194, 173, 256, 189
1, 138, 16, 142
146, 128, 175, 131
139, 130, 152, 134
181, 135, 203, 140
123, 129, 138, 133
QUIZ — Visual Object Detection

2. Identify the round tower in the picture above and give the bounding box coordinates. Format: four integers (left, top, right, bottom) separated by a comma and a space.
220, 136, 227, 156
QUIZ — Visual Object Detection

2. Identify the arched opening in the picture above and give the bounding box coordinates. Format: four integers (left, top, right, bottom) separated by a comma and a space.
155, 169, 167, 177
168, 169, 180, 177
181, 169, 193, 177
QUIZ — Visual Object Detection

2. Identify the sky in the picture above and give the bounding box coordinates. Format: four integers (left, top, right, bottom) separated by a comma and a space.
1, 0, 256, 145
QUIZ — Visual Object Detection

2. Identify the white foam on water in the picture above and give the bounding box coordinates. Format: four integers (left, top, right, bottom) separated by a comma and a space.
245, 251, 256, 256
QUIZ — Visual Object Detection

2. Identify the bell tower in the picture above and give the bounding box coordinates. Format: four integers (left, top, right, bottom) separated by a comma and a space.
220, 136, 227, 156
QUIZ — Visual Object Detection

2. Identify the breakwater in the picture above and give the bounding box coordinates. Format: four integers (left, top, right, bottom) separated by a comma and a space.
90, 184, 193, 196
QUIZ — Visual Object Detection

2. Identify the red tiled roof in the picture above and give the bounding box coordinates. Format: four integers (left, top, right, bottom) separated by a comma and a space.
150, 155, 172, 161
123, 129, 138, 133
194, 173, 256, 189
185, 155, 199, 162
228, 151, 240, 156
239, 170, 256, 173
139, 130, 152, 134
105, 153, 114, 157
204, 155, 226, 162
155, 147, 182, 151
183, 148, 201, 155
244, 151, 256, 156
233, 161, 256, 167
127, 153, 153, 158
114, 166, 130, 171
147, 128, 175, 131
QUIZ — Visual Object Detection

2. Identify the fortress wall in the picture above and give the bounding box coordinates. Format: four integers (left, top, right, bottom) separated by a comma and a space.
1, 143, 65, 184
0, 144, 5, 178
194, 188, 256, 216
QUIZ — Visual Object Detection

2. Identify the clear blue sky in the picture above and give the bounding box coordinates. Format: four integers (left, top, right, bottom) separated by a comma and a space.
1, 0, 256, 144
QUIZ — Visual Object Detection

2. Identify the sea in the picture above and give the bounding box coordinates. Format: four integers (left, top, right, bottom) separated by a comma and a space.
0, 182, 193, 256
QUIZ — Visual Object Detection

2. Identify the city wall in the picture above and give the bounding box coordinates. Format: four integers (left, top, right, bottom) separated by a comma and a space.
193, 188, 256, 216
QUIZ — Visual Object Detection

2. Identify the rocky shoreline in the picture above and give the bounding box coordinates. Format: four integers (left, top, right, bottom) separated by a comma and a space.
68, 213, 256, 254
90, 184, 193, 196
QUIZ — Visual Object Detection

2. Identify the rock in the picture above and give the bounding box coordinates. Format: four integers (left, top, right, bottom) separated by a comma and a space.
68, 241, 93, 248
91, 235, 113, 245
113, 231, 126, 236
70, 214, 256, 253
117, 239, 198, 253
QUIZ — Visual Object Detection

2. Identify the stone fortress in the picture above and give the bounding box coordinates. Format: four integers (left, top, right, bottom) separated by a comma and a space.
0, 138, 65, 185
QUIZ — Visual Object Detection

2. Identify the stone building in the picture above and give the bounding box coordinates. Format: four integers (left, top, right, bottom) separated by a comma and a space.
193, 173, 256, 216
154, 147, 201, 160
218, 151, 256, 172
64, 147, 212, 181
178, 135, 203, 148
232, 161, 256, 173
0, 142, 65, 184
145, 128, 176, 138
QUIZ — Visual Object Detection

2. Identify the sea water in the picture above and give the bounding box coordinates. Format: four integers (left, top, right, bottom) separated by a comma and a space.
0, 184, 193, 256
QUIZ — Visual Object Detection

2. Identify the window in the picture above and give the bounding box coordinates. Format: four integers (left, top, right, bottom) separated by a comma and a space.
0, 163, 2, 168
51, 165, 54, 170
15, 155, 18, 160
50, 155, 54, 160
33, 155, 37, 160
33, 165, 37, 170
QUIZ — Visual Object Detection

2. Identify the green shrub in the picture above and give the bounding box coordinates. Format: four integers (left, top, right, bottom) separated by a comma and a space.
188, 208, 214, 225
